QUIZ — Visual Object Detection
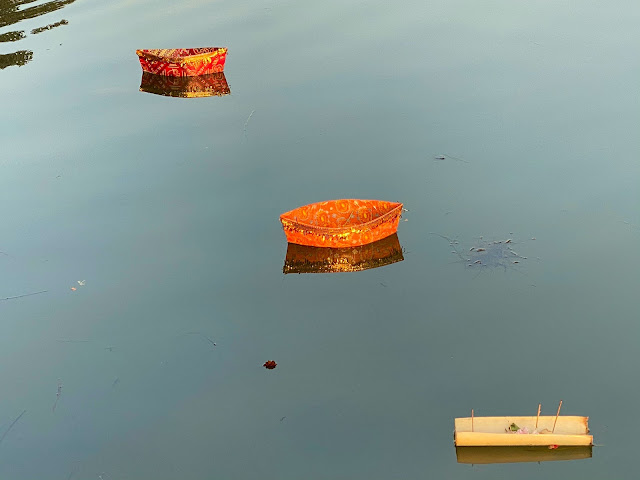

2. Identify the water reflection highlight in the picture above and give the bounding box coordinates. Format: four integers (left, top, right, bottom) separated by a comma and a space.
139, 72, 230, 98
455, 446, 593, 464
283, 233, 404, 274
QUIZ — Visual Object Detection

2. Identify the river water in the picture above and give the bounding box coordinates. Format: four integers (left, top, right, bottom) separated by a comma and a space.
1, 1, 639, 478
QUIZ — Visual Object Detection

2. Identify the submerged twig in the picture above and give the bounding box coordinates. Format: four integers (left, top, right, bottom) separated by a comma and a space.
444, 153, 469, 163
243, 109, 255, 138
0, 410, 26, 446
433, 154, 469, 164
184, 332, 217, 347
0, 290, 48, 301
52, 380, 62, 413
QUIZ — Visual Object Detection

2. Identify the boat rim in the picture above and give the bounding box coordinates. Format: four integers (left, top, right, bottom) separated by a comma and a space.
136, 48, 227, 64
280, 200, 403, 235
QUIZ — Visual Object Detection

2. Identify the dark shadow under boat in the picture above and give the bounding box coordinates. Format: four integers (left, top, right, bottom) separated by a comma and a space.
139, 72, 230, 98
283, 233, 403, 274
455, 446, 592, 464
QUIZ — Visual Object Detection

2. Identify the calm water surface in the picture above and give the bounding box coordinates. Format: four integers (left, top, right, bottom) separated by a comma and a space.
1, 1, 639, 478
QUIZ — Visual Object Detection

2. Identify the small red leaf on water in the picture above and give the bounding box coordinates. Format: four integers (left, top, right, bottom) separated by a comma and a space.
263, 360, 277, 370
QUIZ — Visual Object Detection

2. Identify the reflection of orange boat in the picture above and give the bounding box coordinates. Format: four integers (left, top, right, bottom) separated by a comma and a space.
139, 72, 230, 98
456, 446, 592, 464
136, 48, 227, 76
280, 199, 403, 248
283, 233, 403, 274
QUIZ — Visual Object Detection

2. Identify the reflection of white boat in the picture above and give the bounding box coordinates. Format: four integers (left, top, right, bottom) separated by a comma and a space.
454, 416, 593, 447
456, 445, 592, 464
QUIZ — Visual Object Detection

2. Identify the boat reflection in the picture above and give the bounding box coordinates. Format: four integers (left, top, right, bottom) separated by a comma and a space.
139, 72, 231, 98
283, 233, 403, 274
455, 446, 592, 464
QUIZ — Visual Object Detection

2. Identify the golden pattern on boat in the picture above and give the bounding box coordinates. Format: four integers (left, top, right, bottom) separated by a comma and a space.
136, 47, 227, 76
139, 72, 230, 98
280, 199, 403, 248
283, 233, 403, 274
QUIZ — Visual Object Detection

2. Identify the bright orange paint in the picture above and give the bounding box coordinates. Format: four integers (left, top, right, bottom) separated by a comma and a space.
280, 199, 403, 248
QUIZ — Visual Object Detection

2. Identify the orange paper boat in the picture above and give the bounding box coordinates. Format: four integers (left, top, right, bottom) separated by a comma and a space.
136, 47, 227, 76
283, 233, 404, 274
139, 72, 230, 98
280, 199, 403, 248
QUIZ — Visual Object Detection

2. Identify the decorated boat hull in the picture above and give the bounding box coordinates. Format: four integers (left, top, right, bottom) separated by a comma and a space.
136, 48, 227, 76
280, 199, 403, 248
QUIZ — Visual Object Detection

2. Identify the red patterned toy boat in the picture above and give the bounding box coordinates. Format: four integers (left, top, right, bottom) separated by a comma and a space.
136, 47, 227, 77
280, 199, 403, 248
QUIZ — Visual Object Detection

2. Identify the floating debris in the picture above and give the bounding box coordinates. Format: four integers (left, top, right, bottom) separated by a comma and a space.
1, 290, 48, 301
183, 331, 217, 347
52, 379, 62, 413
432, 233, 532, 275
263, 360, 277, 370
0, 410, 26, 446
433, 154, 469, 164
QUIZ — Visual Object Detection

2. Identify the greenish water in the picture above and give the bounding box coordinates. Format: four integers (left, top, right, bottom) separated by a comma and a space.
1, 1, 639, 478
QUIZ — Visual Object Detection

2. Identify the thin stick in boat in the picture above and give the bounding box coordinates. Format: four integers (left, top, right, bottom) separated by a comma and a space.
536, 403, 541, 429
552, 400, 563, 432
471, 409, 474, 432
0, 410, 26, 446
0, 290, 48, 301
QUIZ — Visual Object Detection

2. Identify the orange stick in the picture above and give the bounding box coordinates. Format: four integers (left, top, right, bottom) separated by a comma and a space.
536, 403, 541, 429
471, 409, 474, 432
